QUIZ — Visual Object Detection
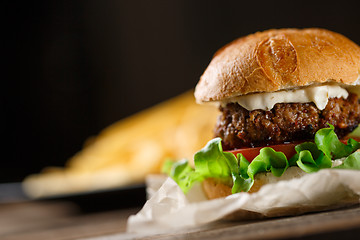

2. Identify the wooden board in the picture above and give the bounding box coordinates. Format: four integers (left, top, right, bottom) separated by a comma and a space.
1, 201, 359, 240
0, 201, 139, 240
89, 205, 360, 240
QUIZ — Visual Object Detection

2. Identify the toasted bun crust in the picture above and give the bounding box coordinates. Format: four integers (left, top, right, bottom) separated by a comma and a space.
202, 166, 307, 199
195, 28, 360, 103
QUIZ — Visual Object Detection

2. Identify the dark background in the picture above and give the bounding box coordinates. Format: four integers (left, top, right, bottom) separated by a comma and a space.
3, 0, 360, 183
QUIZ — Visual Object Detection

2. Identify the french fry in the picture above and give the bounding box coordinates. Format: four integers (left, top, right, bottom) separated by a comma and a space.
23, 90, 219, 198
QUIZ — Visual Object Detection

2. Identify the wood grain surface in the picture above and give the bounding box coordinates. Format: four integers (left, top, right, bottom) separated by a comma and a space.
0, 201, 139, 240
148, 205, 360, 240
1, 201, 360, 240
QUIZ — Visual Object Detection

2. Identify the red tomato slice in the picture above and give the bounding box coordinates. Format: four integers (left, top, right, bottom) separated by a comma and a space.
227, 137, 360, 163
227, 142, 299, 163
343, 136, 360, 142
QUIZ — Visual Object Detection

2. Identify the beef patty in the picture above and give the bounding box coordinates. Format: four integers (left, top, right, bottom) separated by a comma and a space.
215, 93, 360, 150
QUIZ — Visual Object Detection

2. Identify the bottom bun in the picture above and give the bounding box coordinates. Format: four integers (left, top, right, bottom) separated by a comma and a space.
202, 166, 307, 199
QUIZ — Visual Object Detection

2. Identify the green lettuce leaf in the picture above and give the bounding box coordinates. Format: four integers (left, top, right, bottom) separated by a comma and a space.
237, 147, 289, 192
334, 151, 360, 170
161, 159, 200, 193
315, 124, 360, 159
194, 138, 245, 194
247, 147, 288, 178
193, 138, 230, 178
292, 142, 332, 173
223, 151, 243, 194
235, 154, 253, 192
161, 159, 176, 174
163, 125, 360, 194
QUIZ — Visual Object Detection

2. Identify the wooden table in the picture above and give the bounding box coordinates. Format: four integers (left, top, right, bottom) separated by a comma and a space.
0, 200, 139, 240
1, 200, 360, 240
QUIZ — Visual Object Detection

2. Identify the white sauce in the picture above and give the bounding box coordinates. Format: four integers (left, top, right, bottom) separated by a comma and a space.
332, 158, 345, 167
221, 84, 351, 111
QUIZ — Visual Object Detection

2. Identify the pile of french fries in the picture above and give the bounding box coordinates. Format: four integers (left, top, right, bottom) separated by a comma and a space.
23, 91, 219, 198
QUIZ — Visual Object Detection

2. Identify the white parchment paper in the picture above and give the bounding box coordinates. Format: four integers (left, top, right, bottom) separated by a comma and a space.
127, 169, 360, 234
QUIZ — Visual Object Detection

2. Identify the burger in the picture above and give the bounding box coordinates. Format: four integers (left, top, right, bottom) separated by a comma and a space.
163, 28, 360, 200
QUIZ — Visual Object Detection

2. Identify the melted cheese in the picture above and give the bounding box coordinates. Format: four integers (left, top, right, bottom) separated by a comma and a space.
220, 84, 350, 111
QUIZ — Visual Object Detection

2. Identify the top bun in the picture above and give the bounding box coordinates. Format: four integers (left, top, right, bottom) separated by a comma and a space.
195, 28, 360, 103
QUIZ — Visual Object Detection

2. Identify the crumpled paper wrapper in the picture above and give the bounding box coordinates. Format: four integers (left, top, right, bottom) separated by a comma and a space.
127, 169, 360, 234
